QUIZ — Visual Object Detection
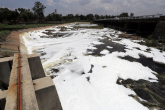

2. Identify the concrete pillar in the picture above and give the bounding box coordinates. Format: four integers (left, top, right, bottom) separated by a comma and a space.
33, 77, 63, 110
0, 90, 7, 110
28, 56, 46, 80
126, 22, 138, 32
0, 58, 13, 90
137, 22, 144, 34
115, 21, 120, 30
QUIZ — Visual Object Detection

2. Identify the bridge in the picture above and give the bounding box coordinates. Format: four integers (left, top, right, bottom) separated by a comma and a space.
93, 14, 165, 34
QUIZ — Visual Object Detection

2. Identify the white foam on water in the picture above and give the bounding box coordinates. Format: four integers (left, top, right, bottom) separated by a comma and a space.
22, 24, 165, 110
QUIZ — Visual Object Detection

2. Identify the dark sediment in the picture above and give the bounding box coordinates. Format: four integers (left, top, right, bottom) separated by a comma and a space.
118, 55, 165, 76
117, 78, 165, 109
87, 37, 126, 56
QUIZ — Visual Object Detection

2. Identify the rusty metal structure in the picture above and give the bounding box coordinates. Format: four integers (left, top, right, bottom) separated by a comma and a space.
17, 47, 21, 110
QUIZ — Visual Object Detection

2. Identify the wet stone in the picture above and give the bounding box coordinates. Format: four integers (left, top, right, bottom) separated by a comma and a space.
119, 55, 165, 76
41, 33, 68, 38
146, 83, 165, 98
86, 77, 90, 82
134, 89, 153, 101
51, 69, 59, 73
37, 51, 46, 56
121, 78, 134, 84
40, 36, 49, 38
50, 75, 58, 79
134, 47, 141, 50
88, 65, 94, 73
119, 78, 165, 109
81, 72, 85, 75
87, 37, 126, 56
60, 27, 67, 31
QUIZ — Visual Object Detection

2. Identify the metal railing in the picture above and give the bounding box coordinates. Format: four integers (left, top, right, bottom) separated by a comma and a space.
94, 14, 164, 21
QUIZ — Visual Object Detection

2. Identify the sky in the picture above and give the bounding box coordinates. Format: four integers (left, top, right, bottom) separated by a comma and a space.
0, 0, 165, 16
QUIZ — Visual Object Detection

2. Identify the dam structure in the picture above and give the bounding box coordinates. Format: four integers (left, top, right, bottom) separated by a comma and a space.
0, 26, 64, 110
0, 53, 63, 110
93, 14, 165, 34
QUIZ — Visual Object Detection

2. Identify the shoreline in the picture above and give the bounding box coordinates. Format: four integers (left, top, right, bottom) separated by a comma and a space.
0, 23, 77, 57
14, 23, 165, 110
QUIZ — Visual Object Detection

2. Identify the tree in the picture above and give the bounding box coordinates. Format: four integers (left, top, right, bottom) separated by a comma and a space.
94, 14, 100, 19
86, 14, 94, 21
120, 12, 129, 17
18, 8, 26, 14
79, 14, 85, 20
130, 13, 134, 17
0, 8, 10, 20
19, 12, 28, 21
75, 14, 79, 19
7, 10, 19, 23
32, 1, 46, 22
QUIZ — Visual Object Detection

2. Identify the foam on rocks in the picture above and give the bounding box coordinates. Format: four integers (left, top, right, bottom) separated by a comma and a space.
23, 23, 165, 110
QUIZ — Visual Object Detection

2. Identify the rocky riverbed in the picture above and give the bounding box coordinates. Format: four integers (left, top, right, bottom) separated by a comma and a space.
22, 23, 165, 110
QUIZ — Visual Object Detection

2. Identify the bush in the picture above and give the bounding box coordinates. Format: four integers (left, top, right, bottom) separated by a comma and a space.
148, 35, 153, 40
158, 39, 165, 43
0, 30, 10, 42
146, 39, 158, 47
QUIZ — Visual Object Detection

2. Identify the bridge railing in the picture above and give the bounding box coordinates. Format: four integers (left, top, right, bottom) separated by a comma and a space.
94, 14, 164, 21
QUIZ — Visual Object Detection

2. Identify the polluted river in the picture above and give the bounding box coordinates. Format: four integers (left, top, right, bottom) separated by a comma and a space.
22, 23, 165, 110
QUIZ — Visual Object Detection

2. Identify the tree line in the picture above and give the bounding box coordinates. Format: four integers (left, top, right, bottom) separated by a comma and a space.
0, 1, 134, 24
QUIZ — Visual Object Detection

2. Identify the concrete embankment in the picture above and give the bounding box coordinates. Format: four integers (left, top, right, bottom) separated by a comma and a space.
0, 23, 77, 110
0, 22, 90, 110
1, 23, 76, 54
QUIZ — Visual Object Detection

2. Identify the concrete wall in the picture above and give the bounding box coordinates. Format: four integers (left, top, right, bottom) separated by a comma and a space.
28, 56, 46, 80
0, 60, 12, 90
94, 19, 158, 35
0, 98, 5, 110
0, 54, 63, 110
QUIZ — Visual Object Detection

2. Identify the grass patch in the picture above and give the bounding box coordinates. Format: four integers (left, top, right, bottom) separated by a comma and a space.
147, 35, 153, 40
0, 23, 56, 30
158, 39, 165, 43
0, 30, 11, 42
0, 23, 58, 42
145, 39, 158, 47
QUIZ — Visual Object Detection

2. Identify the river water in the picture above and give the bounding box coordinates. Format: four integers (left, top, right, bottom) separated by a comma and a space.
22, 23, 165, 110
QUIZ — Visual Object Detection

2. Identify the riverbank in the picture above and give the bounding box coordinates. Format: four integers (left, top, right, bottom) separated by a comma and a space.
22, 23, 165, 110
0, 23, 77, 58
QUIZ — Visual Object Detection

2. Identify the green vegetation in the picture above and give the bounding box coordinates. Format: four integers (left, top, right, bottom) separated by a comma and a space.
32, 2, 46, 22
147, 34, 153, 40
0, 23, 56, 42
4, 51, 9, 57
0, 23, 55, 29
0, 30, 10, 42
144, 34, 158, 47
0, 2, 135, 24
74, 25, 104, 29
158, 39, 165, 43
145, 39, 158, 47
120, 12, 129, 17
65, 20, 89, 23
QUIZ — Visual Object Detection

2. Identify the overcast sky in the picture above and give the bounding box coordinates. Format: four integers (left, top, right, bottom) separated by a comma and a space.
1, 0, 165, 16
